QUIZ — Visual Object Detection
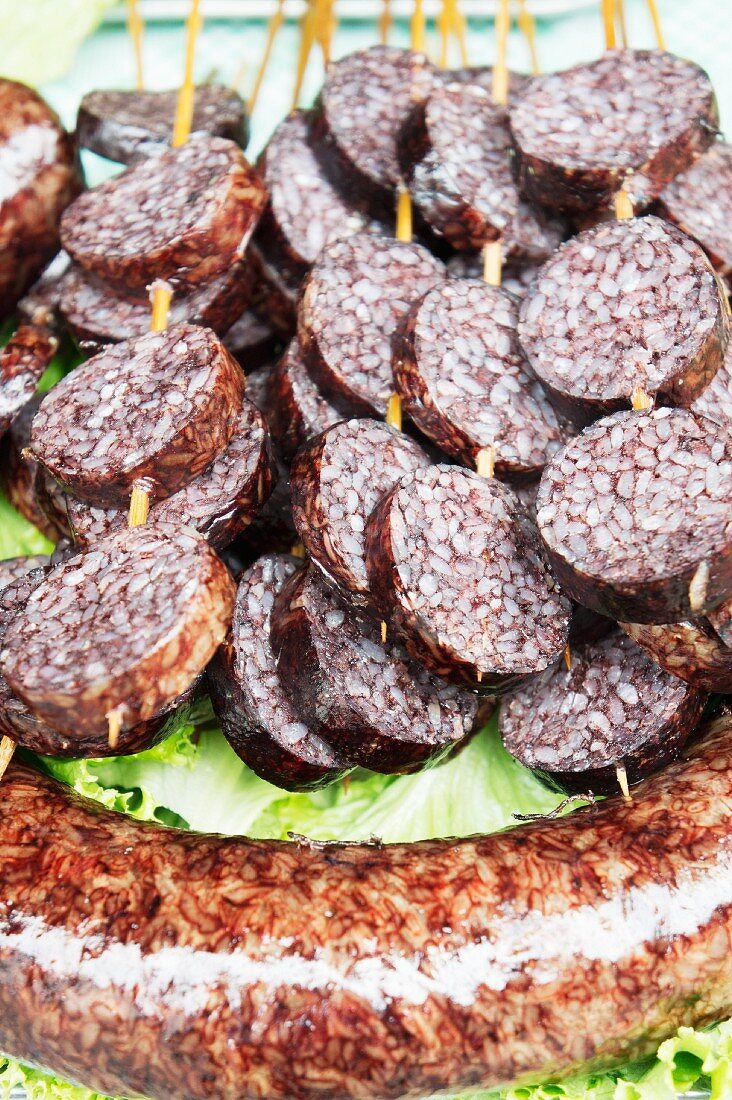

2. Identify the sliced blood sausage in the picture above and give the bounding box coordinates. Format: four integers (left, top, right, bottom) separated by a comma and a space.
271, 563, 484, 773
0, 80, 81, 316
2, 523, 235, 738
500, 628, 705, 793
537, 407, 732, 624
224, 308, 281, 372
76, 85, 249, 165
65, 397, 275, 551
0, 396, 64, 541
518, 216, 729, 422
509, 49, 719, 214
657, 141, 732, 280
17, 250, 72, 331
621, 618, 732, 694
30, 324, 245, 509
291, 418, 431, 607
248, 241, 299, 340
0, 555, 50, 592
312, 45, 437, 216
393, 279, 565, 475
209, 555, 351, 791
400, 83, 564, 260
299, 232, 444, 418
59, 259, 252, 352
366, 464, 570, 689
266, 339, 342, 462
254, 109, 378, 289
0, 559, 195, 757
447, 252, 543, 299
0, 325, 58, 437
60, 136, 266, 291
691, 338, 732, 435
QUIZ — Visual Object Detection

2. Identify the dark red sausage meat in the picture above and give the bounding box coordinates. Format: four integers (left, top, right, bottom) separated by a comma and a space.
65, 396, 275, 551
312, 45, 436, 215
30, 323, 245, 509
537, 408, 732, 623
4, 716, 732, 1098
1, 523, 235, 738
299, 232, 444, 417
291, 418, 431, 606
657, 140, 732, 280
400, 82, 563, 259
254, 109, 378, 289
518, 216, 728, 422
59, 259, 252, 351
439, 65, 531, 102
0, 324, 58, 437
17, 249, 72, 331
509, 49, 718, 214
621, 618, 732, 694
691, 338, 732, 434
0, 80, 80, 315
266, 338, 342, 462
76, 84, 249, 164
209, 554, 351, 791
366, 464, 571, 688
271, 563, 484, 772
60, 136, 266, 291
0, 396, 64, 541
500, 628, 705, 793
393, 278, 566, 474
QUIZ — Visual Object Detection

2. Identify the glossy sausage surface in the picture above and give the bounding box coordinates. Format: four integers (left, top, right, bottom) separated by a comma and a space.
1, 719, 732, 1100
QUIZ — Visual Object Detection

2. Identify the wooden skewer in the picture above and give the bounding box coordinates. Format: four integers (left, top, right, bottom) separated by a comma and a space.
107, 708, 123, 751
381, 621, 388, 643
172, 0, 204, 148
476, 445, 496, 478
379, 0, 393, 44
616, 763, 632, 802
128, 479, 152, 527
563, 645, 572, 671
646, 0, 665, 50
492, 0, 511, 106
482, 239, 503, 286
631, 386, 653, 412
411, 0, 427, 54
386, 393, 403, 432
248, 0, 286, 113
689, 560, 710, 615
516, 0, 540, 76
149, 279, 173, 333
438, 0, 451, 69
314, 0, 336, 67
292, 1, 318, 110
614, 187, 634, 220
291, 541, 307, 559
615, 0, 629, 47
0, 736, 15, 783
128, 0, 145, 90
601, 0, 616, 49
452, 0, 469, 67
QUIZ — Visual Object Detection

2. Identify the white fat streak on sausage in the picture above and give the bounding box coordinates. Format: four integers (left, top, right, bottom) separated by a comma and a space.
2, 851, 731, 1015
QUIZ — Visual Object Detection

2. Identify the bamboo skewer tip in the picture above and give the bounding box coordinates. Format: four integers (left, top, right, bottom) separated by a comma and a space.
0, 736, 15, 783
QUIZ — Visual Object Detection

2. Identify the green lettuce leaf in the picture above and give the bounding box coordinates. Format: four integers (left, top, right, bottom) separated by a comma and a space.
0, 0, 116, 87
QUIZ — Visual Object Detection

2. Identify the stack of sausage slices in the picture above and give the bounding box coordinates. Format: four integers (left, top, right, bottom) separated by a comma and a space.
0, 43, 731, 799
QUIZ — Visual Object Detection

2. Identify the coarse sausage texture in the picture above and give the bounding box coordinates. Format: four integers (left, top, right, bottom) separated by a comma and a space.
0, 80, 81, 316
60, 136, 266, 291
270, 564, 485, 772
509, 49, 719, 214
299, 232, 445, 417
290, 418, 432, 607
621, 618, 732, 694
500, 628, 705, 792
393, 279, 566, 474
312, 45, 437, 216
76, 85, 249, 165
517, 216, 729, 423
536, 408, 732, 624
209, 554, 352, 790
0, 396, 65, 541
1, 716, 732, 1098
59, 259, 253, 351
1, 524, 235, 738
64, 397, 276, 551
30, 324, 246, 509
0, 325, 58, 438
399, 82, 564, 259
366, 464, 571, 688
266, 339, 342, 461
657, 140, 732, 281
